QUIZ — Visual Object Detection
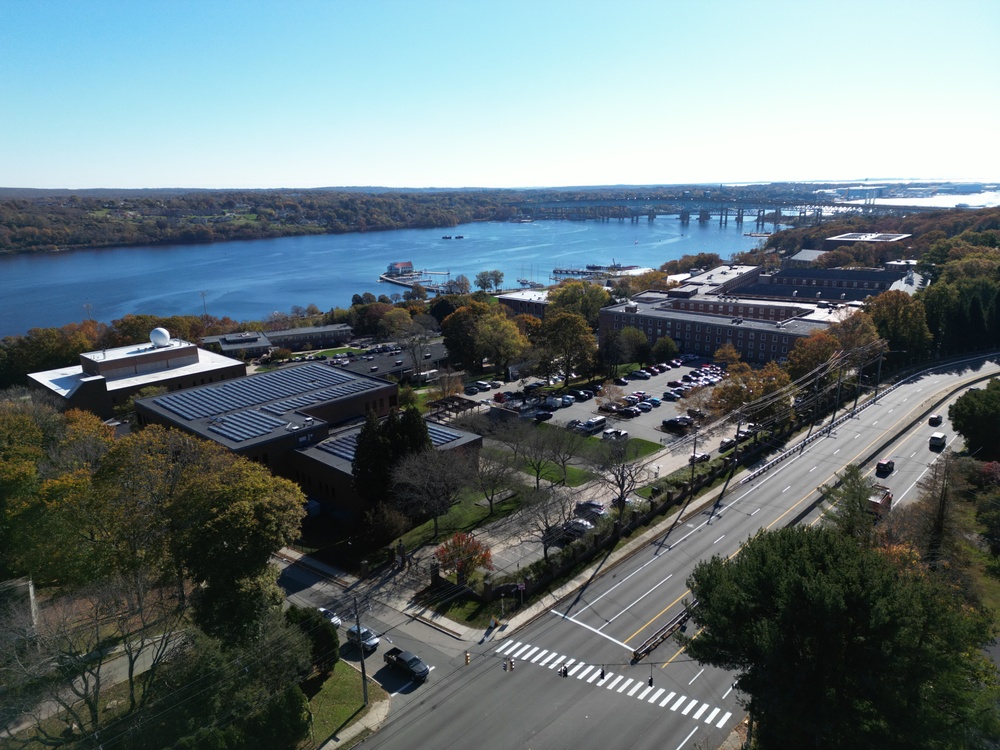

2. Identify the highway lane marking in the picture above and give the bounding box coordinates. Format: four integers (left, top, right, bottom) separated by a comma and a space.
722, 684, 734, 700
597, 573, 673, 631
675, 727, 699, 750
834, 448, 840, 454
750, 508, 760, 516
689, 668, 704, 684
809, 466, 817, 472
713, 535, 725, 544
782, 485, 790, 492
551, 611, 632, 650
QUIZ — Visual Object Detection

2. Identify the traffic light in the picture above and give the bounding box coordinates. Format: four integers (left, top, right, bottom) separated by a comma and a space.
648, 675, 653, 687
600, 667, 605, 679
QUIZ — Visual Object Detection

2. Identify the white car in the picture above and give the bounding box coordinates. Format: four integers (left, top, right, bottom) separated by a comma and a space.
318, 607, 342, 628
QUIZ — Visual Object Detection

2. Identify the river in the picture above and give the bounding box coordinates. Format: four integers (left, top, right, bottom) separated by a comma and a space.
0, 217, 767, 337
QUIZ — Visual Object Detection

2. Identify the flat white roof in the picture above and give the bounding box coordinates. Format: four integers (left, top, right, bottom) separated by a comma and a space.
497, 289, 549, 302
29, 348, 243, 397
82, 338, 191, 364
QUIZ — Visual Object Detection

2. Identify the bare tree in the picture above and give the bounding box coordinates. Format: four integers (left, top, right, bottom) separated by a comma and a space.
544, 426, 588, 485
586, 438, 651, 526
392, 449, 474, 538
519, 487, 573, 561
474, 446, 520, 514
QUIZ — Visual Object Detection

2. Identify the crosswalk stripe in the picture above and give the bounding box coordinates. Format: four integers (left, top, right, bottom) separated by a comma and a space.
596, 672, 613, 687
512, 643, 533, 658
496, 641, 519, 655
567, 662, 585, 677
627, 682, 644, 697
637, 686, 654, 701
586, 669, 602, 683
705, 707, 720, 724
605, 675, 623, 690
670, 695, 687, 711
534, 650, 551, 665
682, 699, 699, 715
577, 665, 594, 680
660, 691, 677, 707
521, 646, 539, 661
616, 678, 634, 693
693, 703, 709, 720
716, 711, 732, 729
647, 687, 665, 704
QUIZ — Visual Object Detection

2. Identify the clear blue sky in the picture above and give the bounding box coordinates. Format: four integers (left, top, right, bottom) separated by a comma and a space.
2, 0, 997, 190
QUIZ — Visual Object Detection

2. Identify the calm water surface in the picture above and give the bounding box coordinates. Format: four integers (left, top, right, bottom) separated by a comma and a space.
0, 218, 766, 337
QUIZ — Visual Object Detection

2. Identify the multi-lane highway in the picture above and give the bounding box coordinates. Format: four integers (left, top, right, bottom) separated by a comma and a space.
299, 355, 1000, 750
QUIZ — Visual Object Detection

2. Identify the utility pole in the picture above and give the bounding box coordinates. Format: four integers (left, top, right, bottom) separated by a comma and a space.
354, 596, 368, 706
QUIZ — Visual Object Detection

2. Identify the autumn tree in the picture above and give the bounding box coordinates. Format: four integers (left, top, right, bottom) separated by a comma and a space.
475, 313, 528, 377
784, 330, 840, 381
546, 280, 611, 328
434, 532, 494, 585
864, 290, 933, 356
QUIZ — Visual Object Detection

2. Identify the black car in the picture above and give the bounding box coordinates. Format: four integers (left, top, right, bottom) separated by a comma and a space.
574, 501, 607, 521
464, 385, 479, 395
614, 377, 630, 386
662, 416, 694, 432
618, 406, 641, 418
534, 411, 553, 422
720, 437, 737, 452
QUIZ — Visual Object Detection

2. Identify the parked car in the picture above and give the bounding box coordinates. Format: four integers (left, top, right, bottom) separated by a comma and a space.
719, 437, 737, 451
562, 518, 594, 539
490, 380, 503, 389
619, 406, 641, 418
562, 394, 576, 406
689, 452, 711, 464
464, 385, 479, 395
566, 419, 583, 431
318, 607, 342, 628
876, 459, 895, 475
662, 416, 694, 432
668, 380, 684, 388
347, 624, 380, 653
598, 403, 620, 414
636, 401, 652, 412
614, 377, 630, 386
370, 365, 379, 372
686, 408, 706, 419
383, 647, 430, 682
629, 370, 651, 380
534, 411, 553, 422
574, 501, 608, 521
602, 428, 629, 441
647, 397, 661, 407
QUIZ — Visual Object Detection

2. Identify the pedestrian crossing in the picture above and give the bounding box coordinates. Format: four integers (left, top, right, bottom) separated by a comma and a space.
494, 640, 732, 730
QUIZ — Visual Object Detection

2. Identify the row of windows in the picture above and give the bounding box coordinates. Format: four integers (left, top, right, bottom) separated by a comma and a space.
777, 278, 885, 289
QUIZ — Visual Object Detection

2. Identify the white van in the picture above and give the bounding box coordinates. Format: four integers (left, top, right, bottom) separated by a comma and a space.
929, 432, 947, 450
581, 416, 607, 434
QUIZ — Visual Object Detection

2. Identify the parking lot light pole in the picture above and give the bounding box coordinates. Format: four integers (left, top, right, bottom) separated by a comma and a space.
354, 596, 368, 706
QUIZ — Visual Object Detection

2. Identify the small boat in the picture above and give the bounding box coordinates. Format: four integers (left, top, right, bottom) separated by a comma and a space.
442, 235, 452, 239
455, 235, 464, 239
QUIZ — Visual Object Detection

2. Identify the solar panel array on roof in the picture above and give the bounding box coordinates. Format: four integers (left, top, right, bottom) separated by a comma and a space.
207, 410, 288, 443
314, 433, 360, 462
260, 379, 371, 416
154, 363, 373, 420
426, 423, 462, 447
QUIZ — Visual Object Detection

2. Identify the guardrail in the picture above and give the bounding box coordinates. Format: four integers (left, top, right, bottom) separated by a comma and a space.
632, 599, 698, 662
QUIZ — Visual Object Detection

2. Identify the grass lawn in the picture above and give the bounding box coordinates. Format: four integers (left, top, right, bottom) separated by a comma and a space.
399, 492, 524, 551
304, 664, 388, 748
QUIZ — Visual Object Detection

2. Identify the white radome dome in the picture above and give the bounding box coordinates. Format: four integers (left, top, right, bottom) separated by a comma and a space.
150, 328, 171, 347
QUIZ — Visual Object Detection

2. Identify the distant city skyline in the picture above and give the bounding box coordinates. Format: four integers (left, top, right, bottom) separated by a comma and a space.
2, 0, 997, 190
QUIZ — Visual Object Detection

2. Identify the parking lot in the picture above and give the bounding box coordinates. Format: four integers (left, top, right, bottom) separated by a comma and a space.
485, 356, 734, 455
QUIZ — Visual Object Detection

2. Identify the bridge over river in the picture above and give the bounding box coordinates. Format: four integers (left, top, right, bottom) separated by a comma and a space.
508, 196, 942, 227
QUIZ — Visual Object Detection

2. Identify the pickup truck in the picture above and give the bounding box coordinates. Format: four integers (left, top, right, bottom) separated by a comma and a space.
383, 647, 430, 682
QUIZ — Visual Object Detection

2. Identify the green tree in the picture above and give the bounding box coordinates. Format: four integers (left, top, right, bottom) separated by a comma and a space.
820, 464, 879, 549
950, 378, 1000, 460
651, 335, 679, 364
475, 314, 528, 377
686, 526, 999, 750
541, 311, 596, 387
474, 270, 493, 292
285, 604, 340, 674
